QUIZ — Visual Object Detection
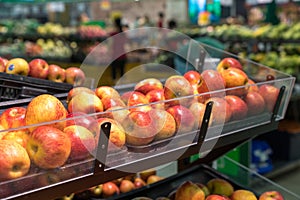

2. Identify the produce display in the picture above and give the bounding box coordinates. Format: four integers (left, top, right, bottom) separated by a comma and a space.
0, 56, 85, 85
0, 55, 295, 199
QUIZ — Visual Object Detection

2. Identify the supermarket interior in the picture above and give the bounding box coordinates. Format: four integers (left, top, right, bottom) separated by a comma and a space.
0, 0, 300, 199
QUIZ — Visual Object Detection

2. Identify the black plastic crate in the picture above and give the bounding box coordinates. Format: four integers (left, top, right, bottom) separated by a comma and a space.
0, 72, 73, 101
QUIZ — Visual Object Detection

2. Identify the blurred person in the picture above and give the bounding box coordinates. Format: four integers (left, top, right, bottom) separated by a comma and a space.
110, 17, 127, 82
157, 12, 164, 28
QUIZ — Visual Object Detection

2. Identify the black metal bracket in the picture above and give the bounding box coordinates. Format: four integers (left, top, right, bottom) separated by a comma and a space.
197, 101, 213, 147
271, 85, 286, 122
93, 122, 111, 174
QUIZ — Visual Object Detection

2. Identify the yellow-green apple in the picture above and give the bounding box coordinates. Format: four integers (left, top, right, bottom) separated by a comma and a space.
0, 140, 30, 181
2, 130, 29, 148
0, 107, 27, 130
66, 112, 98, 135
5, 58, 30, 76
67, 92, 103, 114
175, 181, 205, 200
100, 106, 129, 124
63, 125, 96, 162
205, 194, 230, 200
197, 70, 225, 103
196, 183, 210, 197
258, 84, 280, 112
217, 57, 243, 72
25, 94, 67, 132
134, 78, 163, 94
146, 175, 164, 184
89, 184, 103, 197
28, 58, 49, 79
148, 109, 176, 140
119, 179, 135, 193
48, 64, 66, 83
146, 89, 165, 109
97, 118, 126, 151
65, 67, 86, 86
231, 190, 257, 200
0, 56, 8, 72
244, 91, 265, 116
220, 68, 248, 88
259, 191, 284, 200
95, 86, 120, 100
121, 111, 157, 146
102, 182, 120, 198
164, 75, 194, 107
207, 178, 234, 197
189, 102, 213, 129
66, 86, 95, 103
225, 95, 248, 121
26, 125, 71, 169
205, 97, 232, 124
246, 79, 259, 93
101, 97, 126, 110
134, 177, 146, 189
166, 105, 195, 134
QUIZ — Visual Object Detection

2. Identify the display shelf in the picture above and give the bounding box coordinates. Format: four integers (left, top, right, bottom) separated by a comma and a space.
0, 38, 296, 200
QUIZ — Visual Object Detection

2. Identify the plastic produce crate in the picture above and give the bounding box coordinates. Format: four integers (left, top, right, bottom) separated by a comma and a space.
0, 37, 296, 200
0, 72, 73, 101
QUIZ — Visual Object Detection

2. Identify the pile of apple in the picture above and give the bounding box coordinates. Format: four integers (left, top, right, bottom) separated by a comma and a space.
0, 56, 85, 85
156, 178, 284, 200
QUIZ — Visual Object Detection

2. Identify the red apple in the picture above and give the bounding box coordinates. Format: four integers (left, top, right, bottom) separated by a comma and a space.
28, 58, 49, 79
121, 111, 157, 146
120, 91, 134, 105
64, 125, 96, 162
66, 112, 98, 134
197, 69, 225, 102
225, 95, 248, 121
205, 97, 232, 124
95, 86, 121, 100
0, 107, 27, 130
25, 94, 68, 132
66, 86, 95, 103
166, 105, 195, 134
259, 191, 284, 200
220, 67, 248, 88
0, 124, 7, 139
5, 58, 30, 76
244, 91, 265, 116
102, 182, 120, 198
67, 92, 103, 114
246, 79, 259, 93
101, 97, 126, 110
2, 130, 29, 148
0, 140, 30, 181
217, 57, 243, 72
65, 67, 86, 86
258, 84, 280, 112
189, 102, 213, 129
206, 194, 231, 200
97, 118, 126, 152
37, 172, 61, 187
134, 78, 163, 94
146, 89, 165, 109
164, 75, 194, 107
100, 106, 130, 124
119, 179, 135, 193
184, 70, 201, 85
48, 64, 66, 83
26, 125, 71, 169
127, 91, 151, 112
0, 57, 8, 72
148, 109, 176, 140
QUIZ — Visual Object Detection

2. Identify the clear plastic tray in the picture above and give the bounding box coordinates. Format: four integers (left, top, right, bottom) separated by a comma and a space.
0, 28, 296, 199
